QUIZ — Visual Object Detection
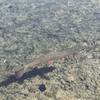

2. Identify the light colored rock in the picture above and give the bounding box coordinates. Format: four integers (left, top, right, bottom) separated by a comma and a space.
56, 89, 77, 100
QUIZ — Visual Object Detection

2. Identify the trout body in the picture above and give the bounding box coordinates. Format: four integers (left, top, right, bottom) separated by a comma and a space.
15, 45, 95, 79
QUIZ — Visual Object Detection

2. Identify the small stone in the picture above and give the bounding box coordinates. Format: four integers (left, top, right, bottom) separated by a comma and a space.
38, 84, 46, 92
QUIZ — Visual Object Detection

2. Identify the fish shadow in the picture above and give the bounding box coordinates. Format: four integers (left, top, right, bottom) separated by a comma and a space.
0, 66, 55, 87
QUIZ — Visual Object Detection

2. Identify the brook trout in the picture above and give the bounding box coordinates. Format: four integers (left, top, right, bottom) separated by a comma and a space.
14, 45, 96, 79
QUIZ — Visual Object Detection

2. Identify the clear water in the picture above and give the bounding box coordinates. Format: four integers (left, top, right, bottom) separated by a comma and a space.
0, 0, 100, 99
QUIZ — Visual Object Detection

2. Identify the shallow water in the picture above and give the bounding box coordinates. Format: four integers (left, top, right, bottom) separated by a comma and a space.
0, 0, 100, 100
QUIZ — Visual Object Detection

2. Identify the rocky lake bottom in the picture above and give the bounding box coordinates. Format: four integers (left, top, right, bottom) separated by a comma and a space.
0, 0, 100, 100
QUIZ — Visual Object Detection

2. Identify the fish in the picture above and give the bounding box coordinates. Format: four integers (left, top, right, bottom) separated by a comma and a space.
14, 45, 96, 79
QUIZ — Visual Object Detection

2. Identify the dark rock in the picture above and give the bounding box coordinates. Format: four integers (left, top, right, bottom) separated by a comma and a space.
39, 84, 46, 92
